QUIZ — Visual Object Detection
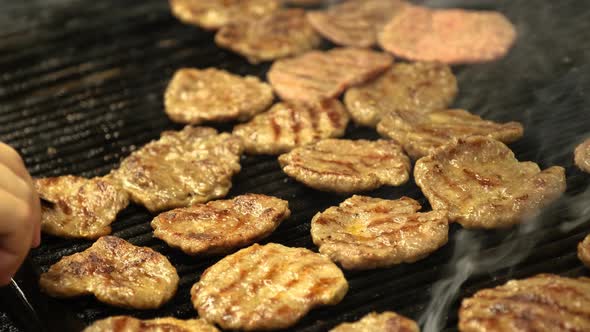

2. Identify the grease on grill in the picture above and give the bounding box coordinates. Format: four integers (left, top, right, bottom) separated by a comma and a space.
151, 194, 290, 255
311, 196, 448, 270
215, 9, 321, 64
110, 126, 243, 212
35, 176, 129, 239
39, 236, 179, 310
83, 316, 219, 332
459, 274, 590, 332
190, 243, 348, 331
164, 68, 274, 124
267, 47, 393, 104
345, 61, 458, 127
278, 139, 410, 193
330, 311, 419, 332
414, 136, 566, 229
377, 109, 524, 159
233, 99, 349, 155
574, 138, 590, 173
378, 5, 517, 64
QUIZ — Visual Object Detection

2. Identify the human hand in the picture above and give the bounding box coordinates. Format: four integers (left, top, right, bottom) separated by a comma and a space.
0, 142, 41, 285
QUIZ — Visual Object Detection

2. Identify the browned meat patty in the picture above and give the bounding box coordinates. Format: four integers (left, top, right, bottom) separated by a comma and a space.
39, 236, 179, 309
578, 234, 590, 268
278, 139, 410, 193
330, 311, 419, 332
574, 138, 590, 173
345, 61, 458, 127
414, 136, 566, 229
191, 243, 348, 330
83, 316, 219, 332
311, 195, 448, 270
110, 126, 243, 213
152, 194, 290, 255
215, 9, 321, 64
169, 0, 280, 30
307, 0, 406, 48
459, 274, 590, 332
164, 68, 273, 124
35, 176, 129, 239
267, 47, 393, 104
377, 109, 524, 159
378, 5, 517, 64
284, 0, 322, 5
233, 99, 349, 155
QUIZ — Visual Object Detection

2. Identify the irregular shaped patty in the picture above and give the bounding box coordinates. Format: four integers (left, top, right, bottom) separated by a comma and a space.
414, 136, 566, 229
39, 236, 179, 309
307, 0, 406, 48
152, 194, 290, 255
459, 274, 590, 332
191, 243, 348, 330
164, 68, 273, 124
311, 196, 448, 270
574, 138, 590, 173
83, 316, 219, 332
110, 126, 243, 213
578, 234, 590, 268
345, 61, 458, 127
377, 109, 524, 159
330, 311, 419, 332
35, 176, 129, 239
233, 99, 349, 155
278, 139, 410, 193
378, 5, 517, 64
215, 9, 321, 64
169, 0, 280, 30
267, 47, 393, 104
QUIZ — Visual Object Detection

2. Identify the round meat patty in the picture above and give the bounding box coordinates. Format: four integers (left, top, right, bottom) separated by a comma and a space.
40, 236, 179, 309
278, 139, 411, 193
311, 195, 448, 270
459, 274, 590, 331
378, 5, 517, 64
345, 61, 458, 127
414, 136, 566, 228
169, 0, 280, 30
330, 311, 419, 332
35, 175, 129, 239
574, 138, 590, 173
151, 194, 290, 255
215, 9, 321, 64
164, 68, 273, 124
191, 243, 348, 331
83, 316, 219, 332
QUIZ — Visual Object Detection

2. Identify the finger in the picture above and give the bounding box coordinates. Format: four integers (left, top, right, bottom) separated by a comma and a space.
0, 163, 31, 201
0, 142, 28, 181
0, 190, 34, 285
30, 190, 41, 248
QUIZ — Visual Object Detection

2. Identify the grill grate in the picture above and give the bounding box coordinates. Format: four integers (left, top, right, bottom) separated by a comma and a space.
1, 1, 590, 331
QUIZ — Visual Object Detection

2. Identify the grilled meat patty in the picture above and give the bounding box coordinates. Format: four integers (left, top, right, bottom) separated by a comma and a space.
233, 99, 349, 155
164, 68, 273, 124
110, 126, 243, 213
307, 0, 406, 48
578, 234, 590, 268
35, 175, 129, 239
330, 311, 419, 332
191, 243, 348, 330
459, 274, 590, 332
311, 195, 448, 270
574, 138, 590, 173
414, 136, 566, 228
151, 194, 290, 255
169, 0, 280, 30
378, 5, 516, 64
267, 47, 393, 104
345, 61, 457, 127
278, 139, 410, 193
377, 109, 524, 159
215, 9, 321, 64
39, 236, 179, 309
83, 316, 219, 332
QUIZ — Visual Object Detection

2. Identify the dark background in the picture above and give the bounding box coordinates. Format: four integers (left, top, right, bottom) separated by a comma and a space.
1, 1, 590, 331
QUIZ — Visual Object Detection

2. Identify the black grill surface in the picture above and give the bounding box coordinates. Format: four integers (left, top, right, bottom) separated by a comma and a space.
1, 1, 590, 331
